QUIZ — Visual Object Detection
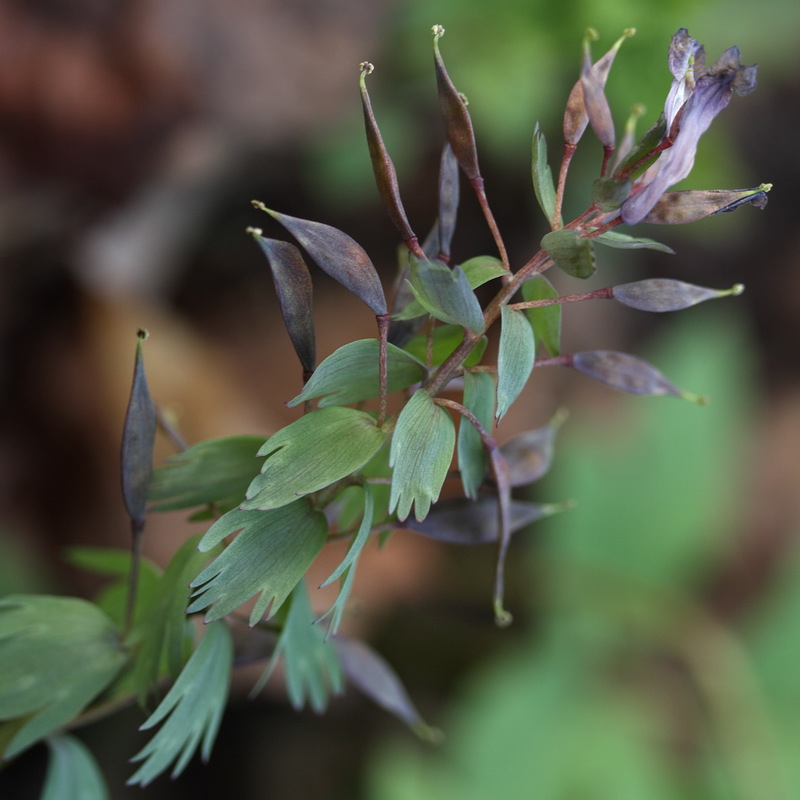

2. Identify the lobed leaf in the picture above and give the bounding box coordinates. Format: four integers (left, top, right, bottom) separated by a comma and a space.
521, 275, 561, 356
287, 339, 425, 408
251, 582, 343, 712
612, 278, 744, 313
531, 123, 559, 227
0, 596, 127, 759
403, 496, 567, 545
247, 233, 316, 374
243, 407, 388, 511
127, 621, 232, 787
149, 435, 265, 513
188, 500, 328, 625
390, 390, 455, 522
256, 206, 387, 315
541, 229, 596, 279
42, 734, 109, 800
457, 371, 495, 499
333, 637, 441, 741
407, 259, 485, 334
570, 350, 704, 402
496, 306, 536, 422
121, 331, 157, 527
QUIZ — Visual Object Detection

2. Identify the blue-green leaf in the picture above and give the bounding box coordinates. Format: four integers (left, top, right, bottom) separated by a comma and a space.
531, 123, 559, 227
149, 435, 265, 513
402, 324, 487, 368
592, 230, 675, 254
127, 621, 232, 787
188, 500, 327, 625
287, 339, 425, 408
251, 582, 343, 712
458, 256, 507, 288
496, 307, 535, 422
407, 259, 484, 334
541, 229, 596, 279
0, 596, 127, 759
390, 390, 455, 522
242, 407, 388, 511
42, 735, 109, 800
457, 371, 495, 499
521, 275, 561, 357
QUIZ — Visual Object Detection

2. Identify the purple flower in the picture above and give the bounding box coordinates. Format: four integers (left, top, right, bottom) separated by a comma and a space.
620, 29, 757, 226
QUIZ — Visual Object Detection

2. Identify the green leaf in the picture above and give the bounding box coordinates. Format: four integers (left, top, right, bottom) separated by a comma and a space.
403, 497, 567, 544
0, 596, 127, 758
65, 546, 159, 579
390, 390, 455, 522
148, 435, 266, 513
317, 483, 375, 636
541, 229, 596, 279
592, 230, 675, 254
403, 324, 487, 368
333, 637, 441, 741
458, 256, 507, 288
613, 113, 666, 180
407, 259, 484, 334
127, 621, 232, 787
256, 207, 387, 315
496, 306, 535, 422
458, 371, 495, 499
130, 536, 215, 701
243, 407, 388, 511
121, 331, 157, 526
521, 275, 561, 357
251, 582, 343, 712
591, 176, 632, 211
42, 734, 109, 800
247, 233, 316, 374
287, 339, 425, 408
531, 123, 559, 227
188, 500, 328, 625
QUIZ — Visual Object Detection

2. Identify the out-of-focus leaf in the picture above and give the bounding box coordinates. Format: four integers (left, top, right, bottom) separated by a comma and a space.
359, 63, 416, 244
521, 275, 561, 356
402, 324, 487, 369
317, 484, 375, 636
390, 390, 455, 522
531, 123, 559, 227
255, 206, 387, 315
188, 500, 327, 625
127, 621, 232, 787
458, 371, 495, 499
251, 582, 343, 712
403, 497, 566, 544
437, 143, 460, 259
243, 408, 388, 511
612, 279, 744, 313
541, 229, 596, 279
121, 331, 157, 526
65, 546, 159, 579
592, 230, 675, 254
641, 185, 771, 224
334, 637, 441, 741
42, 734, 109, 800
496, 306, 535, 422
570, 351, 703, 402
247, 232, 316, 375
148, 435, 265, 513
408, 259, 485, 334
498, 412, 564, 487
287, 339, 425, 408
0, 596, 127, 759
433, 25, 480, 182
592, 176, 632, 211
613, 114, 666, 180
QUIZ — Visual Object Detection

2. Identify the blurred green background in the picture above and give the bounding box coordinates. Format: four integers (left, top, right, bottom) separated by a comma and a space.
1, 0, 799, 797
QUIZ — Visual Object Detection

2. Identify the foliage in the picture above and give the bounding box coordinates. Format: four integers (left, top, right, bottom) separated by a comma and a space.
0, 24, 770, 798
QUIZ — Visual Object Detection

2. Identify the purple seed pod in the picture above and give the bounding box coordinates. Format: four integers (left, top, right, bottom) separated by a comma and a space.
612, 278, 744, 312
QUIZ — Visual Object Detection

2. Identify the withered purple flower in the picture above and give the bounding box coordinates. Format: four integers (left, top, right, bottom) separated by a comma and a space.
621, 29, 757, 226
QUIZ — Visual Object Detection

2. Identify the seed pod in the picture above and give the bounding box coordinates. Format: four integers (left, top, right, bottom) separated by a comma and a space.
359, 62, 417, 245
612, 278, 744, 312
432, 25, 481, 181
437, 143, 460, 260
640, 185, 771, 225
570, 350, 704, 402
